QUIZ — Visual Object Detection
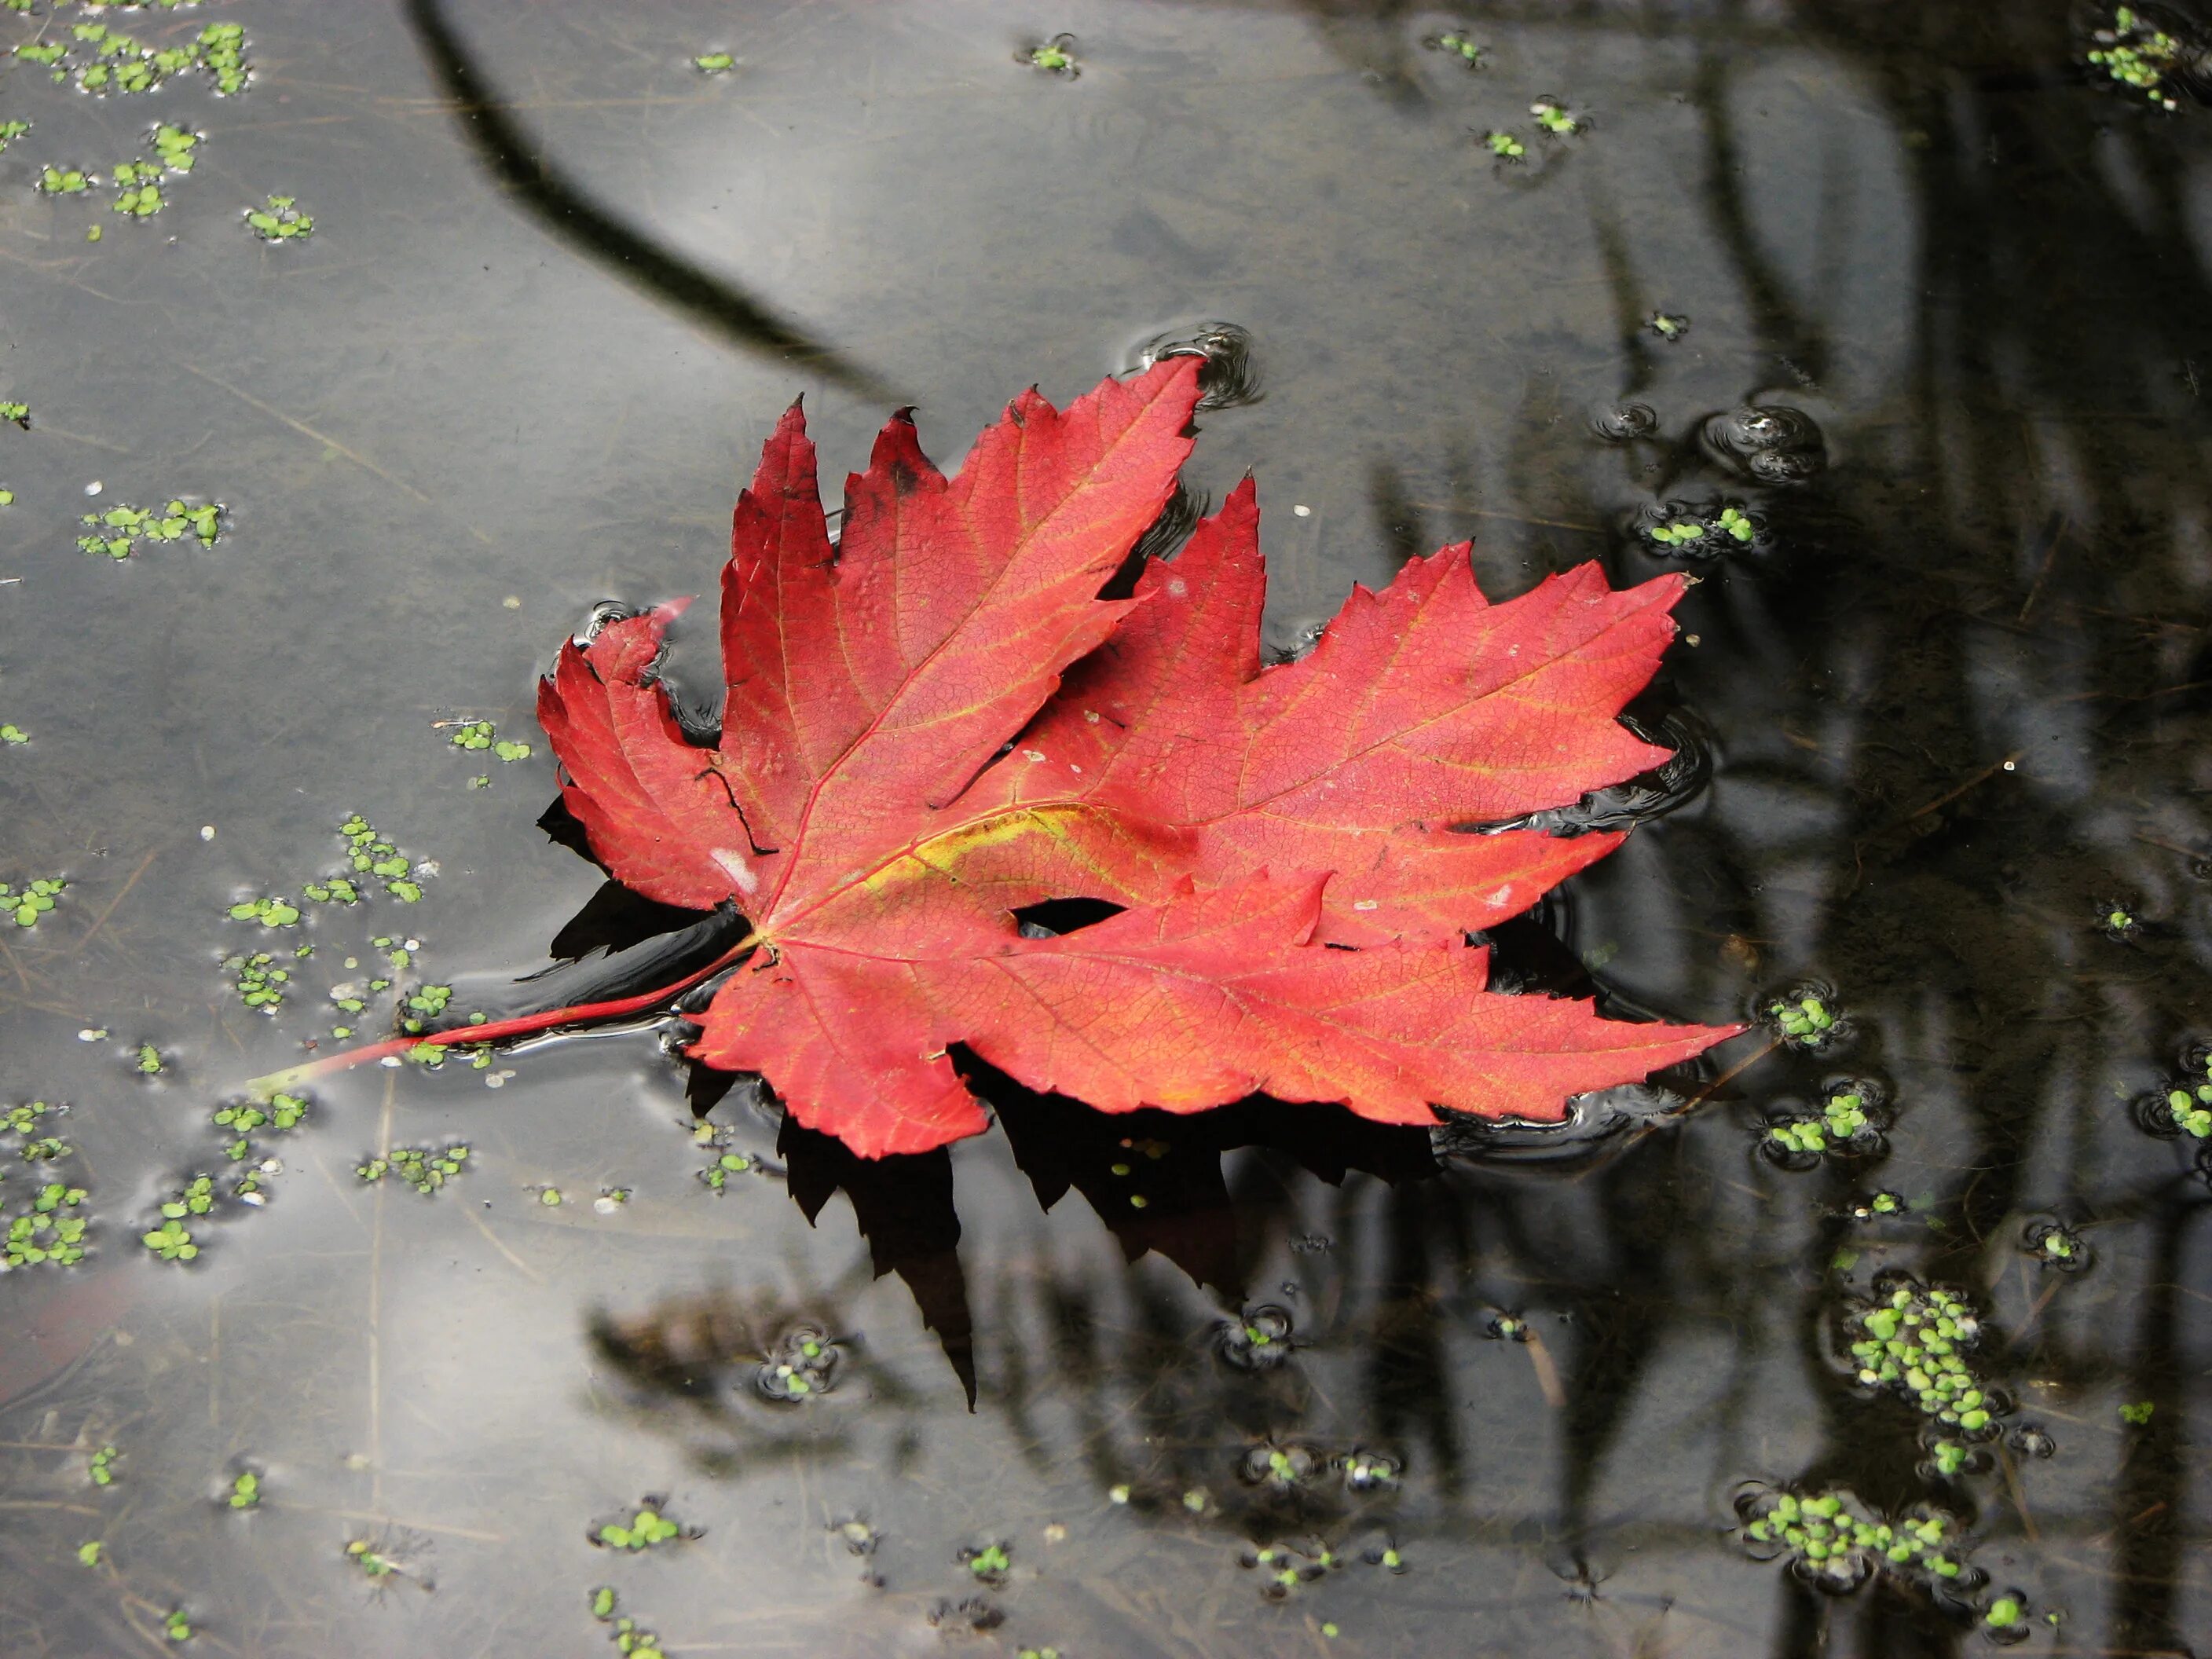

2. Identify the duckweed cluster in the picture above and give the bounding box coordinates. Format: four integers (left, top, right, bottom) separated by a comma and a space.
2159, 1054, 2212, 1137
223, 944, 311, 1011
163, 1607, 192, 1642
4, 1177, 90, 1268
1481, 128, 1525, 160
1529, 96, 1582, 135
1767, 988, 1840, 1048
1218, 1302, 1295, 1369
1736, 1485, 1976, 1591
2085, 6, 2188, 112
226, 1470, 258, 1509
593, 1499, 687, 1551
1237, 1538, 1340, 1600
1240, 1441, 1324, 1491
0, 120, 27, 153
356, 1142, 469, 1196
445, 719, 531, 762
693, 51, 733, 73
89, 1444, 119, 1487
244, 193, 311, 240
339, 814, 425, 901
77, 499, 222, 558
589, 1587, 666, 1657
16, 20, 251, 97
142, 1216, 195, 1261
228, 895, 300, 928
1765, 1080, 1885, 1161
1643, 504, 1760, 555
756, 1322, 842, 1401
1647, 311, 1690, 341
3, 876, 64, 927
1022, 34, 1077, 76
2023, 1216, 2089, 1270
211, 1092, 306, 1161
1426, 29, 1484, 67
1844, 1276, 2003, 1434
0, 401, 28, 426
958, 1540, 1011, 1584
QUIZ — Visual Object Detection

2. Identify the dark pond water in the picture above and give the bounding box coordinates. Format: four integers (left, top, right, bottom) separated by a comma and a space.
4, 2, 2212, 1654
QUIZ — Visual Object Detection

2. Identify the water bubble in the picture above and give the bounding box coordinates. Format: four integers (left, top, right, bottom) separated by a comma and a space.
1699, 405, 1826, 484
1130, 321, 1262, 411
1590, 401, 1657, 442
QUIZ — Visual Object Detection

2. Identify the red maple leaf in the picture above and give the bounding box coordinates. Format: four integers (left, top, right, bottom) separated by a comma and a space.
538, 361, 1739, 1156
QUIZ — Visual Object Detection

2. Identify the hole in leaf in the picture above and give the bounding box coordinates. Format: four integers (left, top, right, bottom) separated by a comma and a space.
1012, 897, 1126, 938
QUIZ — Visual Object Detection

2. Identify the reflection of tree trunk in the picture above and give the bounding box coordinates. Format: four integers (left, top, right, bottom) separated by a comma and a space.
401, 0, 892, 399
2111, 1199, 2203, 1652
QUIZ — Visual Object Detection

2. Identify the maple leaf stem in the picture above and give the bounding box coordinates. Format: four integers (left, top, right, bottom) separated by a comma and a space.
240, 934, 760, 1101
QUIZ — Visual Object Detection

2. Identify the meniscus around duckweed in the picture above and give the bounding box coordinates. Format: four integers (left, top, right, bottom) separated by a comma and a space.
1021, 33, 1078, 76
1217, 1302, 1295, 1368
2022, 1216, 2090, 1272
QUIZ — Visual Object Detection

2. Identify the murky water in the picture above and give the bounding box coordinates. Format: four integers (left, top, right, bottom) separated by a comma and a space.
3, 2, 2210, 1654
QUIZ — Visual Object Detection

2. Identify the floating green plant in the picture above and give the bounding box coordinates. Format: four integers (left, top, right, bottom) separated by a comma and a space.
2023, 1216, 2089, 1270
694, 51, 733, 73
36, 163, 90, 196
1766, 987, 1840, 1049
4, 1175, 90, 1269
1848, 1190, 1903, 1220
2, 724, 28, 743
1766, 1080, 1885, 1161
356, 1143, 469, 1196
1736, 1485, 1975, 1591
2158, 1057, 2212, 1137
1022, 33, 1077, 76
1424, 29, 1484, 67
244, 193, 311, 240
0, 121, 28, 152
226, 1470, 258, 1509
593, 1499, 687, 1551
1647, 311, 1690, 341
77, 499, 222, 558
109, 160, 163, 218
89, 1444, 118, 1486
2, 876, 64, 927
229, 895, 300, 928
163, 1607, 191, 1642
400, 982, 451, 1033
1529, 96, 1582, 135
0, 401, 28, 426
1238, 1539, 1336, 1600
756, 1323, 841, 1401
211, 1092, 306, 1160
223, 947, 306, 1011
1482, 128, 1525, 160
151, 123, 201, 172
2120, 1399, 2155, 1425
77, 1540, 101, 1566
443, 719, 532, 761
1844, 1276, 2001, 1433
2086, 6, 2186, 111
958, 1540, 1012, 1584
339, 815, 423, 901
142, 1216, 196, 1262
134, 1042, 165, 1076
